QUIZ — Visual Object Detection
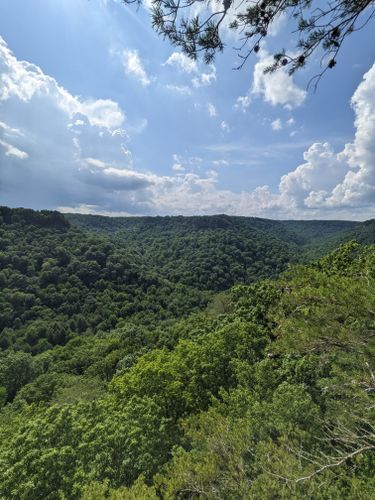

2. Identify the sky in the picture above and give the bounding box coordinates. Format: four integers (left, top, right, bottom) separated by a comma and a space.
0, 0, 374, 220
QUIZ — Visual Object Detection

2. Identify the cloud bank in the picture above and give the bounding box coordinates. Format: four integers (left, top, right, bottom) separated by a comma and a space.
0, 36, 374, 219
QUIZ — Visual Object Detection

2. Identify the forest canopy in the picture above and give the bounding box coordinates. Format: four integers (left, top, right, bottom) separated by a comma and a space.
0, 207, 374, 498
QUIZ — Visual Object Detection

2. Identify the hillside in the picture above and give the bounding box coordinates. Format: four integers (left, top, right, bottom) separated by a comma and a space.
66, 214, 302, 291
0, 207, 375, 499
67, 212, 361, 247
66, 213, 370, 291
0, 207, 209, 355
280, 219, 360, 245
301, 218, 375, 258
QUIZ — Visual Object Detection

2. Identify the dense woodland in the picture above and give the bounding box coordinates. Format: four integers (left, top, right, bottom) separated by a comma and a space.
0, 206, 375, 499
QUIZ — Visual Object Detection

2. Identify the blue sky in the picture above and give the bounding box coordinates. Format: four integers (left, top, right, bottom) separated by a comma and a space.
0, 0, 374, 219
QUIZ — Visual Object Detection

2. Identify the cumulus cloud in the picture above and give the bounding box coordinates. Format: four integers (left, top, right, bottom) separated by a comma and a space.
153, 63, 375, 218
121, 49, 151, 86
187, 1, 285, 43
0, 36, 150, 212
106, 66, 375, 217
164, 51, 216, 88
278, 143, 349, 209
1, 35, 374, 220
78, 99, 125, 128
234, 48, 306, 113
275, 62, 375, 214
0, 38, 125, 129
267, 13, 287, 37
164, 52, 197, 74
252, 49, 307, 108
234, 95, 251, 112
271, 118, 282, 131
323, 63, 375, 208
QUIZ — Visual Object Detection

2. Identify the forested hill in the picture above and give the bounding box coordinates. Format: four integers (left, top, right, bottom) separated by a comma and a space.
66, 212, 360, 247
0, 206, 211, 354
0, 206, 374, 498
66, 213, 301, 291
66, 213, 372, 290
3, 205, 372, 357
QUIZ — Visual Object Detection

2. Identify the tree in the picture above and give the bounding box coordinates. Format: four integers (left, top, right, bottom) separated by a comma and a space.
123, 0, 374, 85
0, 351, 38, 402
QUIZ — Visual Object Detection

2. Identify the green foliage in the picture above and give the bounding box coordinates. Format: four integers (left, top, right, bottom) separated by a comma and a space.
112, 320, 263, 421
67, 213, 302, 291
0, 207, 209, 357
0, 351, 39, 402
0, 395, 173, 498
0, 208, 374, 498
81, 477, 158, 499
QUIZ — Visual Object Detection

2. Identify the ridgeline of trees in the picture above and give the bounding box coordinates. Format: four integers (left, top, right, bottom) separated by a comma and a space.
67, 213, 372, 290
67, 213, 305, 291
0, 207, 374, 499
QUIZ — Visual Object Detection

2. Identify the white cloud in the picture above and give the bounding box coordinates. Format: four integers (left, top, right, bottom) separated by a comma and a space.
164, 51, 216, 88
221, 120, 230, 133
164, 52, 197, 74
192, 65, 216, 88
0, 38, 125, 130
303, 62, 375, 209
165, 84, 192, 95
252, 49, 307, 108
271, 118, 282, 131
79, 157, 155, 191
172, 164, 185, 172
234, 95, 251, 112
207, 103, 217, 117
0, 120, 24, 137
278, 142, 349, 209
267, 61, 375, 216
121, 49, 151, 86
151, 64, 375, 218
0, 36, 144, 211
0, 139, 28, 159
58, 204, 135, 217
78, 99, 125, 128
235, 46, 306, 113
172, 153, 185, 172
212, 159, 229, 166
267, 13, 287, 37
171, 154, 203, 173
1, 36, 374, 220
